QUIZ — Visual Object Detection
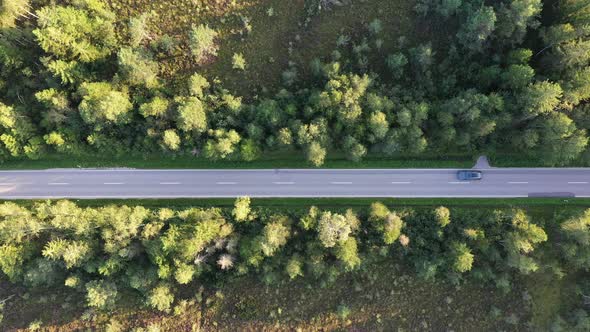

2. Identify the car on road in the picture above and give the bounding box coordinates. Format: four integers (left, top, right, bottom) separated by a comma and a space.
457, 170, 482, 181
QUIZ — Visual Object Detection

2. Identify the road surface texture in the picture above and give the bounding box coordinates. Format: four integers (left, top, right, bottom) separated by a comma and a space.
0, 168, 588, 198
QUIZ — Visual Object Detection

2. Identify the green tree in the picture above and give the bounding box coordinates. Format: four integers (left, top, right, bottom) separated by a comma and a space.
560, 209, 590, 270
147, 284, 174, 311
495, 0, 542, 44
175, 97, 207, 133
232, 196, 251, 222
504, 210, 547, 274
306, 142, 326, 167
518, 81, 563, 120
259, 215, 291, 256
434, 206, 451, 227
33, 2, 117, 62
456, 6, 496, 52
85, 280, 118, 310
501, 64, 535, 90
450, 242, 474, 273
203, 129, 241, 160
533, 113, 587, 166
188, 74, 210, 98
128, 13, 150, 47
117, 47, 159, 88
286, 255, 303, 279
317, 211, 354, 248
335, 237, 361, 270
1, 0, 30, 28
367, 111, 389, 141
162, 129, 180, 151
232, 53, 247, 70
78, 82, 133, 125
240, 139, 261, 161
189, 24, 218, 63
140, 96, 170, 118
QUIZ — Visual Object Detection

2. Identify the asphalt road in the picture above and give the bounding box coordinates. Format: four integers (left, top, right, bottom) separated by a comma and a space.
0, 168, 588, 198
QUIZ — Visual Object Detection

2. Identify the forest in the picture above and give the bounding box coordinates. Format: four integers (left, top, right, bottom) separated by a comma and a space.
0, 0, 590, 166
2, 0, 590, 330
0, 198, 588, 330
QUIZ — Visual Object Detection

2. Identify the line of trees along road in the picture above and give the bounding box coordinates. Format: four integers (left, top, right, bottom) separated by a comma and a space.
0, 199, 589, 328
2, 0, 590, 165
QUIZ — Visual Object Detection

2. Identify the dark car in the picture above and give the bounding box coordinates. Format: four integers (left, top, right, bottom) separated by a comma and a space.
457, 170, 482, 181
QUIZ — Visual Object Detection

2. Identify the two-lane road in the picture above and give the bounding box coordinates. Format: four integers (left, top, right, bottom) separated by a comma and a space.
0, 168, 587, 198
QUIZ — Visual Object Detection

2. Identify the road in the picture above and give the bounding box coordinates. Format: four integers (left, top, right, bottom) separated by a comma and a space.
0, 168, 587, 198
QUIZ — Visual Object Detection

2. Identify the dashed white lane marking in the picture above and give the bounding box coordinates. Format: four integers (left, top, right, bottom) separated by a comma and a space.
568, 181, 588, 184
160, 182, 181, 185
273, 182, 295, 185
331, 182, 352, 185
49, 182, 69, 185
104, 182, 124, 185
216, 182, 237, 185
0, 183, 15, 185
391, 181, 412, 184
448, 181, 469, 184
508, 182, 528, 184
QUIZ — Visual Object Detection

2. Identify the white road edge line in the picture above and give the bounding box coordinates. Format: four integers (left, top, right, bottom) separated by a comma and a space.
104, 182, 124, 185
159, 182, 181, 185
508, 182, 529, 184
273, 182, 295, 185
216, 182, 237, 185
448, 181, 469, 184
568, 182, 588, 184
331, 182, 352, 185
48, 182, 69, 185
0, 183, 16, 185
391, 181, 412, 184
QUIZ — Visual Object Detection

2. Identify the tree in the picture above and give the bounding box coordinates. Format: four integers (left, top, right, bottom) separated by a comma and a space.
175, 97, 207, 133
203, 129, 241, 160
367, 111, 389, 141
317, 211, 353, 248
504, 210, 547, 274
385, 53, 408, 78
306, 142, 326, 167
162, 129, 180, 151
35, 89, 72, 127
33, 3, 117, 62
232, 196, 251, 222
147, 284, 174, 311
85, 280, 118, 310
300, 206, 320, 230
343, 136, 366, 162
189, 24, 218, 63
259, 215, 291, 256
188, 74, 210, 98
495, 0, 542, 44
240, 139, 261, 161
286, 255, 303, 279
501, 64, 535, 90
450, 242, 474, 273
560, 209, 590, 270
335, 237, 361, 270
368, 203, 403, 244
128, 13, 150, 47
78, 82, 132, 125
434, 206, 451, 227
533, 113, 587, 166
1, 0, 30, 28
456, 6, 497, 52
140, 96, 169, 118
518, 81, 563, 120
117, 47, 159, 88
232, 53, 247, 70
